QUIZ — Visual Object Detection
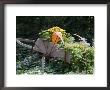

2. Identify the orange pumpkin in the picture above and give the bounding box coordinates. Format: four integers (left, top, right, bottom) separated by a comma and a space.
51, 31, 62, 44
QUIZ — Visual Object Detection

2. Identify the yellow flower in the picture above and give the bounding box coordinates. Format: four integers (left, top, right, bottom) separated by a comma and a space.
48, 26, 65, 33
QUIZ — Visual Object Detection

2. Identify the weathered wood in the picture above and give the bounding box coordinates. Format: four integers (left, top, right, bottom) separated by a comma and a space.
16, 39, 32, 49
17, 38, 35, 43
16, 38, 71, 63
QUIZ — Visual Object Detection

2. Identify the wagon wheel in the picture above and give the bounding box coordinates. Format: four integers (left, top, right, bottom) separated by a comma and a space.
16, 38, 72, 73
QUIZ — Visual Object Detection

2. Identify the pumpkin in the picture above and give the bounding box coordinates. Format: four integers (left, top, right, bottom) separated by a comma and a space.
51, 31, 63, 44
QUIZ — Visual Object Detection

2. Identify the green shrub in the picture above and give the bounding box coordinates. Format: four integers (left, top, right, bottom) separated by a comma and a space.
64, 42, 94, 74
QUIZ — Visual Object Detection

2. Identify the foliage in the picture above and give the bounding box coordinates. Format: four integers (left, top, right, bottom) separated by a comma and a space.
64, 43, 94, 74
16, 26, 94, 74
